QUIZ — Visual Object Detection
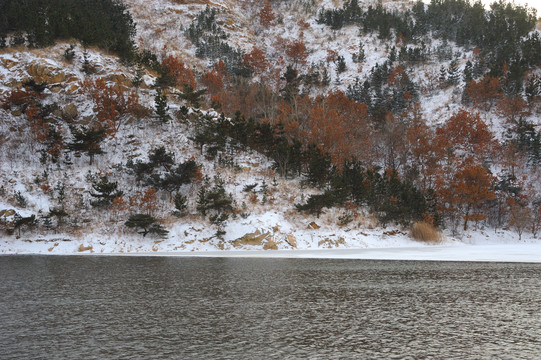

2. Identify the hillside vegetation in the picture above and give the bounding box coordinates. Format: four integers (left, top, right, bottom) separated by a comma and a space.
0, 0, 540, 253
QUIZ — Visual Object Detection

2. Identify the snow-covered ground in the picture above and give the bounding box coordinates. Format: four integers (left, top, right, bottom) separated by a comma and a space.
2, 223, 540, 263
146, 244, 541, 263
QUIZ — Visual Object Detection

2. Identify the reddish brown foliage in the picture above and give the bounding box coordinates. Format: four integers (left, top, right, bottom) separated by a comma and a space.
2, 88, 34, 110
258, 1, 275, 27
465, 75, 502, 110
243, 47, 269, 75
277, 91, 371, 165
435, 109, 496, 162
83, 78, 139, 137
162, 55, 196, 89
201, 70, 223, 95
285, 40, 308, 67
497, 96, 530, 125
436, 159, 495, 230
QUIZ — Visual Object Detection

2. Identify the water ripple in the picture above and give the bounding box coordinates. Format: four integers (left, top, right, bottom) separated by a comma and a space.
0, 257, 540, 359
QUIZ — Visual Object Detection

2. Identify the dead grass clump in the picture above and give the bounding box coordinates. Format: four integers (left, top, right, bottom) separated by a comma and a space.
410, 221, 442, 243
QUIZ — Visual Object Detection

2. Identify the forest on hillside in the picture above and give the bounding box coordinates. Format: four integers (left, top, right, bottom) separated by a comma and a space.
1, 0, 541, 241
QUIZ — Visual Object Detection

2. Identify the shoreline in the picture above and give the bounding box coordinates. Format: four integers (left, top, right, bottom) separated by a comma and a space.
3, 244, 541, 263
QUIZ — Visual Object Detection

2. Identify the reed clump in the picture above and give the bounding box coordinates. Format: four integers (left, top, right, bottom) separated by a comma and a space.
410, 221, 442, 243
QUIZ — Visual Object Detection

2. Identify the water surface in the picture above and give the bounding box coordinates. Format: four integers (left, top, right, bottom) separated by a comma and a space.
0, 256, 540, 359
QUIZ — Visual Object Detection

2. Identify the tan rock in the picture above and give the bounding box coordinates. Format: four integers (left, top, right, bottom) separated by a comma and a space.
286, 234, 297, 248
65, 76, 80, 83
263, 238, 278, 250
50, 72, 68, 84
50, 85, 62, 93
62, 103, 78, 120
52, 109, 63, 118
65, 83, 80, 94
78, 244, 93, 252
0, 209, 16, 217
2, 58, 18, 69
308, 221, 320, 230
107, 73, 128, 84
232, 229, 270, 247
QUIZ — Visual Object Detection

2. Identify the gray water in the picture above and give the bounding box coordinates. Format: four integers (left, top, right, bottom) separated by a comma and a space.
0, 256, 540, 359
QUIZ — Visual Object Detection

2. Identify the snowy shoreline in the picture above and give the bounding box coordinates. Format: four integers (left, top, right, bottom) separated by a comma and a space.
3, 243, 541, 263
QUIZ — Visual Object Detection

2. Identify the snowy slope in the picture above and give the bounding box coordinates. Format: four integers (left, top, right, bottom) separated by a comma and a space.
1, 0, 541, 257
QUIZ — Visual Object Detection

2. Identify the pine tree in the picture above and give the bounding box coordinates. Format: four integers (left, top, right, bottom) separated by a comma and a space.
354, 42, 365, 63
81, 49, 92, 75
173, 193, 188, 217
447, 59, 460, 85
306, 145, 332, 188
68, 125, 106, 165
178, 84, 206, 108
438, 65, 447, 86
336, 55, 347, 74
89, 175, 123, 208
196, 177, 234, 237
125, 214, 168, 238
132, 64, 145, 89
148, 146, 174, 170
463, 60, 473, 83
154, 88, 170, 123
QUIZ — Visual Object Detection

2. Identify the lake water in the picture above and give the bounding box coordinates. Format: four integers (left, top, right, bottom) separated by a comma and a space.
0, 256, 540, 359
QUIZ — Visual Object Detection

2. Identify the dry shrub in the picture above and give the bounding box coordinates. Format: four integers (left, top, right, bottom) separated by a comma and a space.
248, 192, 258, 204
410, 221, 442, 243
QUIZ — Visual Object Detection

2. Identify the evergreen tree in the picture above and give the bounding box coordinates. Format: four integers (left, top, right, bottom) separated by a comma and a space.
148, 146, 174, 170
81, 49, 92, 75
447, 59, 460, 85
68, 125, 106, 165
12, 214, 37, 236
132, 64, 144, 89
178, 84, 206, 108
463, 60, 473, 83
147, 160, 199, 195
173, 193, 188, 217
196, 177, 234, 236
63, 44, 76, 62
336, 55, 347, 74
353, 41, 365, 63
125, 214, 168, 238
49, 207, 68, 228
196, 179, 233, 217
306, 145, 332, 188
281, 65, 300, 102
89, 175, 123, 208
295, 191, 336, 218
438, 65, 447, 86
154, 88, 170, 123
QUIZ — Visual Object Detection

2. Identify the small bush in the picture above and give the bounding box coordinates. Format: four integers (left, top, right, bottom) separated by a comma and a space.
410, 221, 442, 243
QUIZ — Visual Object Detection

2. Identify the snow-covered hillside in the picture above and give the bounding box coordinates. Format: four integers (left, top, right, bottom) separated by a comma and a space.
1, 0, 541, 256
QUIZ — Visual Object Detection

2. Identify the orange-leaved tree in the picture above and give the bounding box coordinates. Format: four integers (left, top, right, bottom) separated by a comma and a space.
449, 160, 495, 231
497, 96, 530, 125
161, 55, 196, 90
435, 109, 496, 165
285, 40, 308, 68
83, 77, 139, 137
243, 47, 269, 76
465, 75, 502, 110
404, 104, 440, 191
